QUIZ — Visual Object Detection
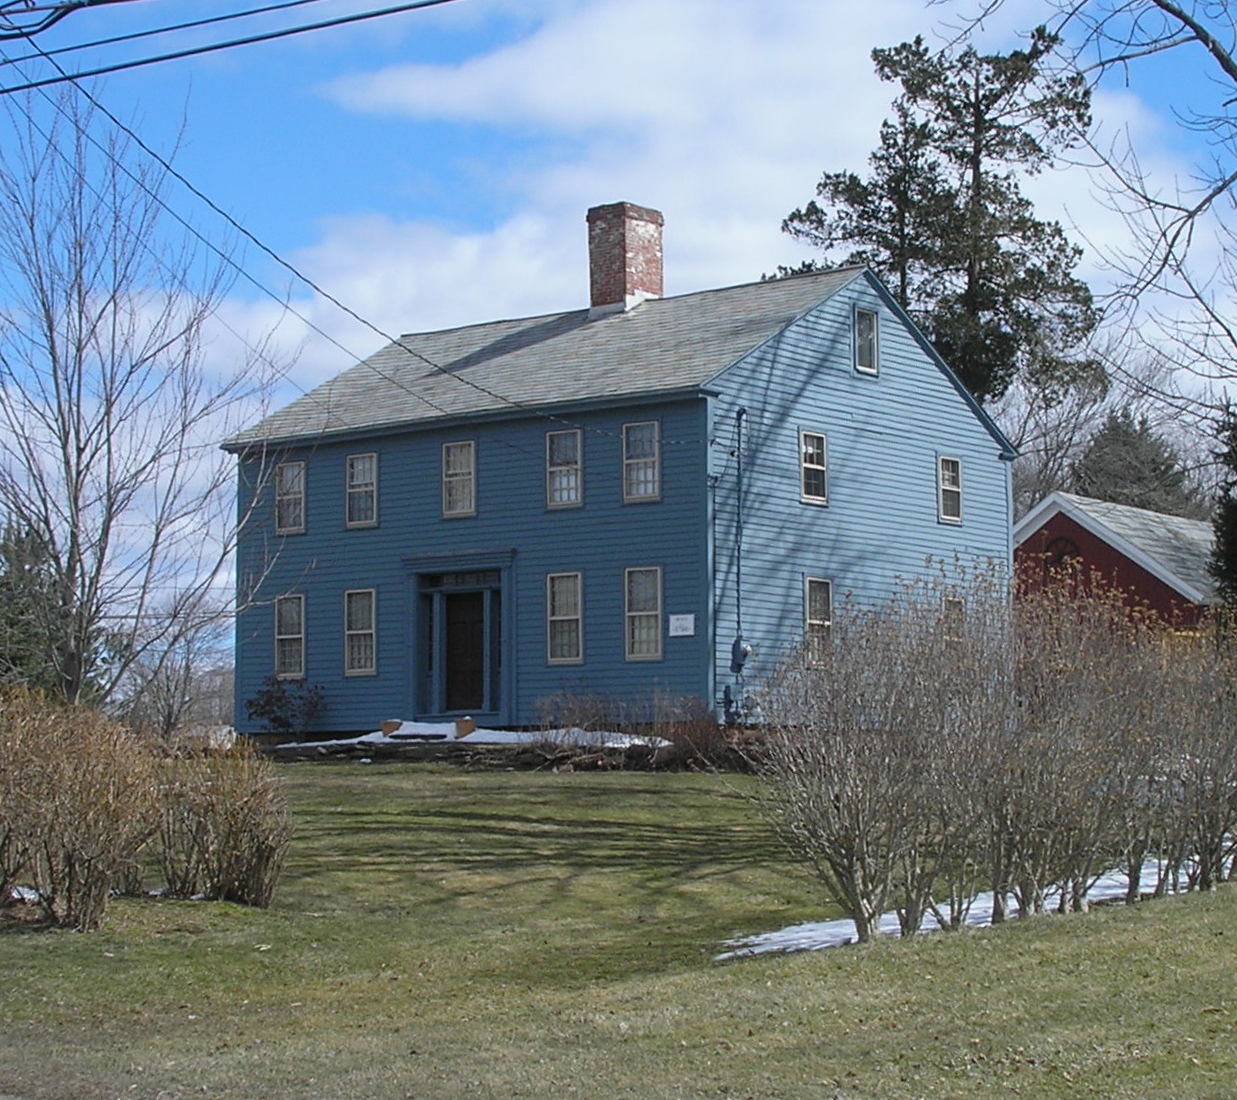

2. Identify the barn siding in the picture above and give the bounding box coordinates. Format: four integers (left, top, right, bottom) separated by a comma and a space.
1016, 512, 1208, 627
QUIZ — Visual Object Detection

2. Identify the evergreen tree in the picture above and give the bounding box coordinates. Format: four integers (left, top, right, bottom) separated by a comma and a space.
1069, 409, 1205, 518
1211, 403, 1237, 607
0, 526, 64, 694
784, 29, 1100, 404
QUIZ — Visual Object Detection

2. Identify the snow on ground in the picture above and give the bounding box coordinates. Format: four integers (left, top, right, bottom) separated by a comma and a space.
717, 861, 1185, 960
281, 721, 671, 751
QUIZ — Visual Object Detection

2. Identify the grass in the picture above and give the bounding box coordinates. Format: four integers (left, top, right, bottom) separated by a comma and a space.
2, 765, 1237, 1099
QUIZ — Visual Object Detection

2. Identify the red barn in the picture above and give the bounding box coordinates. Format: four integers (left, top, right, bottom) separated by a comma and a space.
1014, 492, 1218, 627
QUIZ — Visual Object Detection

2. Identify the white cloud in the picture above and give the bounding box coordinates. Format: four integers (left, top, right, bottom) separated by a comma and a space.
240, 0, 1204, 378
311, 0, 925, 309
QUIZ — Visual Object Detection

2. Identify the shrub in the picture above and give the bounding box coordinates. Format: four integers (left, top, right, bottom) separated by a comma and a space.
0, 692, 162, 930
758, 561, 1237, 940
159, 739, 292, 907
0, 690, 292, 929
244, 675, 325, 737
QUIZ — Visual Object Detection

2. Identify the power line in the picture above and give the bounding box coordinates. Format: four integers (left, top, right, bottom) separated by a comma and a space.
0, 0, 146, 41
14, 35, 707, 455
1, 0, 331, 68
0, 0, 468, 94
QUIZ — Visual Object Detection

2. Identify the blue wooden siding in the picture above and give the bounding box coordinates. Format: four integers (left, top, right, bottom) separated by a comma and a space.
233, 268, 1012, 733
707, 270, 1012, 707
233, 398, 713, 733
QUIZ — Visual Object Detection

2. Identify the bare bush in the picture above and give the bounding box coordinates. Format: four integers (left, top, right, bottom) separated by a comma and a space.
758, 559, 1237, 940
0, 694, 162, 930
0, 688, 37, 902
159, 739, 291, 908
1, 691, 291, 927
758, 565, 1009, 942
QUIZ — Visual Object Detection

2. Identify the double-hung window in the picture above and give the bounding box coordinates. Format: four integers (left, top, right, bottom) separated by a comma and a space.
623, 421, 660, 502
344, 589, 376, 675
346, 453, 377, 527
855, 307, 879, 374
805, 577, 832, 664
942, 595, 966, 640
546, 430, 582, 508
547, 572, 583, 663
442, 441, 476, 517
938, 456, 962, 522
274, 461, 305, 534
800, 430, 828, 504
625, 567, 662, 660
275, 594, 304, 678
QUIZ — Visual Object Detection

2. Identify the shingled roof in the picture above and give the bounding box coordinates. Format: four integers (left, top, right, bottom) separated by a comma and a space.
1015, 491, 1218, 606
224, 267, 863, 449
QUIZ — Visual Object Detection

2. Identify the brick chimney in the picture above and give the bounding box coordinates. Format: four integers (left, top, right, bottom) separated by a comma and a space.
586, 201, 664, 318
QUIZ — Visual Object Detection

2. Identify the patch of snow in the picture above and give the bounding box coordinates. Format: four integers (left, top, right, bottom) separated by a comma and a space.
717, 861, 1186, 960
280, 722, 671, 751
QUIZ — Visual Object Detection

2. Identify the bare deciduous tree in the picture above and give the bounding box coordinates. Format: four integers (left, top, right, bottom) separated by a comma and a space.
0, 92, 275, 704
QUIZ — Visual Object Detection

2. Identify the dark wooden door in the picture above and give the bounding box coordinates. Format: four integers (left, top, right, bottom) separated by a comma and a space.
444, 591, 485, 712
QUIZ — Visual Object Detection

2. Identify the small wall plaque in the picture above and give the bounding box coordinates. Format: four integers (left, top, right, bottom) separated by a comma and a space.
668, 614, 696, 638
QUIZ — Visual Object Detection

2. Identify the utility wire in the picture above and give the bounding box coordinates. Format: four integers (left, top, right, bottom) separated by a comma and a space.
0, 0, 145, 41
17, 34, 705, 453
0, 0, 467, 94
1, 0, 331, 68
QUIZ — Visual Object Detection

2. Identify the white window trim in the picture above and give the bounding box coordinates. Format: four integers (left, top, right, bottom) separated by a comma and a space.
799, 429, 828, 504
805, 576, 832, 664
938, 455, 963, 523
344, 589, 376, 676
442, 440, 476, 517
546, 572, 583, 664
624, 566, 663, 661
274, 594, 305, 679
546, 429, 583, 509
345, 453, 378, 528
622, 421, 661, 503
274, 461, 305, 535
855, 307, 879, 375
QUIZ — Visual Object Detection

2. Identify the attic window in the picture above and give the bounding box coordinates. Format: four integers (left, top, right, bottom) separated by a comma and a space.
938, 456, 962, 523
855, 308, 878, 374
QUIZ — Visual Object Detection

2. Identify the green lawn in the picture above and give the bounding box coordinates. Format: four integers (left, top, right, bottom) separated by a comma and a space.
2, 765, 1236, 1099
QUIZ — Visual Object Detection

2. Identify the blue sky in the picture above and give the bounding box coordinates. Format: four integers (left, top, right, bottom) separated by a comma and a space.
0, 0, 1215, 391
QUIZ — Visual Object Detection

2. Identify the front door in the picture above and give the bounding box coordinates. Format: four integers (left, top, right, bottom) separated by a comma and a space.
419, 571, 503, 717
445, 591, 485, 712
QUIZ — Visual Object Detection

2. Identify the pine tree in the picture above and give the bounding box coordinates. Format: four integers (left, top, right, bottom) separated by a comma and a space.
784, 29, 1100, 404
0, 526, 65, 694
1070, 409, 1205, 519
1210, 403, 1237, 607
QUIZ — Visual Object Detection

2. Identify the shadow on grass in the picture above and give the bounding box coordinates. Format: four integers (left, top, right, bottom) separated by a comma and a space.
278, 771, 794, 932
0, 899, 56, 934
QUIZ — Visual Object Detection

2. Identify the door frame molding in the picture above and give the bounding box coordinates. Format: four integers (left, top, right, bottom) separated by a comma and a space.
404, 548, 516, 724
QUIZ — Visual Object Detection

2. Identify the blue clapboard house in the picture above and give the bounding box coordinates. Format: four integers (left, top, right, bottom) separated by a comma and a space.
225, 202, 1015, 734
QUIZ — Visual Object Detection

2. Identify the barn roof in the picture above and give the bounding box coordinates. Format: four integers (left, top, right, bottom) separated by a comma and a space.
1014, 491, 1217, 606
